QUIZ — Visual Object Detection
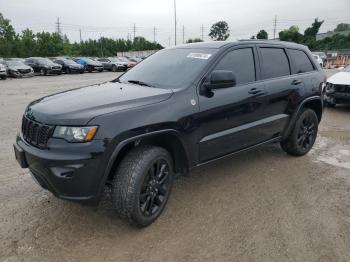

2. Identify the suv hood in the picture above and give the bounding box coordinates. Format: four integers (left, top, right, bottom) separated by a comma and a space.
26, 82, 173, 125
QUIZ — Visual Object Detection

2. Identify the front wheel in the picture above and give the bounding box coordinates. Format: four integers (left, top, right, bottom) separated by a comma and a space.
0, 75, 7, 80
112, 146, 174, 227
40, 68, 47, 76
281, 108, 318, 156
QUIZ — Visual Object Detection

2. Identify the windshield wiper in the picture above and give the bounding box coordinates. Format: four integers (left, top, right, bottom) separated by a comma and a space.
127, 80, 152, 87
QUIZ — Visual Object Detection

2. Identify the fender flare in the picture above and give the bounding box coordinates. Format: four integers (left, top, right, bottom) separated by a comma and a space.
96, 129, 189, 198
282, 96, 323, 139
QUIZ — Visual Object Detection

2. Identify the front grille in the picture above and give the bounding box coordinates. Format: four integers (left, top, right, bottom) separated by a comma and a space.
52, 66, 61, 70
21, 116, 54, 148
18, 69, 31, 74
334, 84, 350, 93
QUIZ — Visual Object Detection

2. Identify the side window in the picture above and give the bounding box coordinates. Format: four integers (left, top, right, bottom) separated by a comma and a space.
260, 48, 290, 79
288, 49, 315, 74
214, 48, 256, 85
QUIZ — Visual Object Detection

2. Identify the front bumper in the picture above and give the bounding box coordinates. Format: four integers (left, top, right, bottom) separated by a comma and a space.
47, 69, 62, 74
325, 92, 350, 104
15, 134, 108, 205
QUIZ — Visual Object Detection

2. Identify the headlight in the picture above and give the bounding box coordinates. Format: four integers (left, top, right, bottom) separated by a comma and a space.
325, 83, 335, 93
53, 126, 98, 142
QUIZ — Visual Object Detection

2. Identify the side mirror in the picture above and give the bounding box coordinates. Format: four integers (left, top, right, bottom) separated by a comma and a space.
201, 70, 236, 97
210, 70, 236, 89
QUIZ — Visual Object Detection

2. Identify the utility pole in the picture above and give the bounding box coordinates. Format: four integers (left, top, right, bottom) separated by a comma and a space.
79, 29, 82, 42
273, 15, 277, 39
133, 24, 136, 42
56, 17, 61, 35
182, 25, 185, 44
168, 35, 171, 47
174, 0, 177, 45
153, 26, 156, 42
201, 24, 204, 41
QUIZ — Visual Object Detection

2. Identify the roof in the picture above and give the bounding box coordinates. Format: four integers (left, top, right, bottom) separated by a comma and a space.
173, 40, 307, 50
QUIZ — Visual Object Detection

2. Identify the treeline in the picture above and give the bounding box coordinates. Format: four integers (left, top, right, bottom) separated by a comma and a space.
0, 13, 163, 58
278, 19, 350, 50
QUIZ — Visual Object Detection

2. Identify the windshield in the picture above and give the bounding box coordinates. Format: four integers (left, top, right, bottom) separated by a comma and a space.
118, 57, 130, 62
37, 58, 54, 64
6, 61, 24, 66
81, 58, 95, 63
118, 48, 218, 89
63, 59, 78, 65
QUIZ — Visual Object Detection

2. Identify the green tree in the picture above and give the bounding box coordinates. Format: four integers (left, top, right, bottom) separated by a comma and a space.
256, 30, 268, 39
209, 21, 230, 41
186, 38, 203, 43
304, 18, 324, 38
279, 26, 303, 43
0, 12, 17, 57
334, 23, 350, 32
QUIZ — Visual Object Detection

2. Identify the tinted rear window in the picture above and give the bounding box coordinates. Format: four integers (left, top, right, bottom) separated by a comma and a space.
288, 49, 315, 74
260, 48, 290, 79
214, 48, 256, 85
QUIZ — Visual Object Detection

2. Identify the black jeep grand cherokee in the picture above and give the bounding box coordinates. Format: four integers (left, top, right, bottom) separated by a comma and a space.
14, 41, 325, 227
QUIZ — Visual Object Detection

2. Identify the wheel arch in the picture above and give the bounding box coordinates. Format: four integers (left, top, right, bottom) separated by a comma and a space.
283, 96, 323, 139
98, 130, 190, 196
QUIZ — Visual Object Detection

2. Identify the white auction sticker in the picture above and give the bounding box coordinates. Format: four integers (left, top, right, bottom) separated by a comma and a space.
187, 53, 212, 60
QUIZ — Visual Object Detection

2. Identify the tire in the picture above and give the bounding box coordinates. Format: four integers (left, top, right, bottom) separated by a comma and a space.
40, 68, 47, 76
0, 75, 7, 80
98, 69, 103, 72
65, 68, 71, 74
280, 108, 318, 156
111, 65, 117, 72
112, 146, 174, 227
88, 66, 92, 73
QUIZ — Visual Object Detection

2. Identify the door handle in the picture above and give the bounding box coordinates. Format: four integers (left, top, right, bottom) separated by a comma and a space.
248, 88, 264, 95
291, 79, 302, 85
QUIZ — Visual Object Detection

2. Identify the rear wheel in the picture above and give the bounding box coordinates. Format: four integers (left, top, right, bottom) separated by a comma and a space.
112, 146, 174, 227
281, 108, 318, 156
0, 75, 7, 80
65, 68, 71, 74
111, 65, 117, 72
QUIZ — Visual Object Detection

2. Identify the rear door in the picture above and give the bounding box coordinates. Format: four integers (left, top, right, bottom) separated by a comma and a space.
198, 46, 269, 162
257, 45, 305, 136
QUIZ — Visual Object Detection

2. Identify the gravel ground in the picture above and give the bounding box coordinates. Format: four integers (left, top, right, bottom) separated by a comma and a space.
0, 70, 349, 262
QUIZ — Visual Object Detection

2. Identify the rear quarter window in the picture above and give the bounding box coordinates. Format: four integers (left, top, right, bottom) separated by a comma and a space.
260, 48, 290, 79
288, 49, 315, 74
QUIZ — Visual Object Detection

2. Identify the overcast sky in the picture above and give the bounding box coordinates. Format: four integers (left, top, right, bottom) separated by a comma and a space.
1, 0, 349, 47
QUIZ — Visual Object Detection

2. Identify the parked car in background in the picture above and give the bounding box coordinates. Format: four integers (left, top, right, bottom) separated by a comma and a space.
6, 58, 26, 63
73, 57, 104, 72
4, 60, 34, 78
97, 57, 128, 72
0, 61, 7, 80
25, 58, 62, 76
313, 54, 324, 67
324, 65, 350, 107
313, 51, 327, 63
53, 58, 85, 74
118, 57, 137, 69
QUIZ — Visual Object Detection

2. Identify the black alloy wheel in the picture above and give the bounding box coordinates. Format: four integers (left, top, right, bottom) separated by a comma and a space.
139, 158, 171, 217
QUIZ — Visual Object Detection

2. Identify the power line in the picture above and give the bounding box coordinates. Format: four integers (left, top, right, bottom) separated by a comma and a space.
133, 24, 136, 41
201, 24, 204, 40
153, 26, 156, 42
56, 17, 61, 35
273, 15, 277, 39
174, 0, 177, 45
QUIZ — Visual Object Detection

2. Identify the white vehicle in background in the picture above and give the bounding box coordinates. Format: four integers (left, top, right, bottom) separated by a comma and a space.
313, 54, 324, 68
324, 66, 350, 107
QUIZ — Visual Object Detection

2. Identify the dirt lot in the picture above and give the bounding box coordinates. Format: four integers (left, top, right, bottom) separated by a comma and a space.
0, 71, 349, 262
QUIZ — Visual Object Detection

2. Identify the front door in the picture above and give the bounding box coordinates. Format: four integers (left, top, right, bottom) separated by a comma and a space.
198, 46, 268, 162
